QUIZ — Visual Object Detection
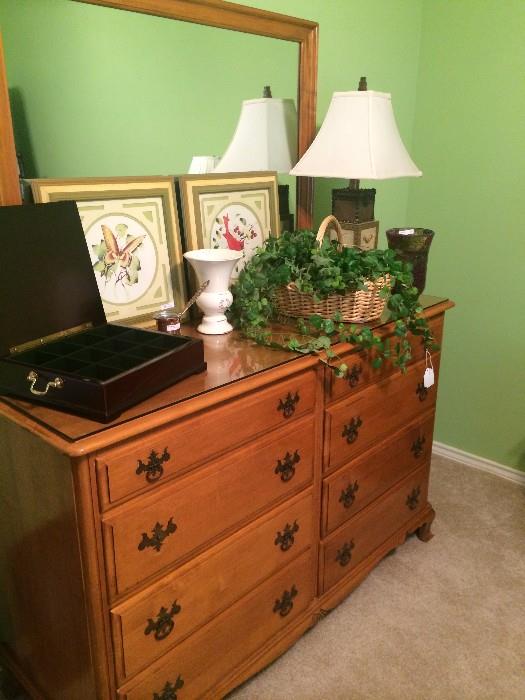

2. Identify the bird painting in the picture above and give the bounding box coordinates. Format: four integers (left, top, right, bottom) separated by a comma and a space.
220, 213, 244, 251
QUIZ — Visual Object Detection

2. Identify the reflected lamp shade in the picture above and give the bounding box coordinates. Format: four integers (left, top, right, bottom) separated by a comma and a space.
188, 156, 220, 174
289, 90, 421, 180
214, 97, 297, 173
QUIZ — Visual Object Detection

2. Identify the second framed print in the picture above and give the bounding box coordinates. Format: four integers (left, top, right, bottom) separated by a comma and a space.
31, 176, 186, 323
178, 172, 280, 278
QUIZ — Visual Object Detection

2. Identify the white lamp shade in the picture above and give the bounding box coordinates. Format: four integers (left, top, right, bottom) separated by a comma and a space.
188, 156, 220, 174
214, 97, 297, 173
290, 90, 421, 179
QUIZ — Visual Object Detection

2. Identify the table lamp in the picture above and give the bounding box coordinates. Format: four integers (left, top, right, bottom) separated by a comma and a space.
290, 77, 421, 249
214, 86, 298, 232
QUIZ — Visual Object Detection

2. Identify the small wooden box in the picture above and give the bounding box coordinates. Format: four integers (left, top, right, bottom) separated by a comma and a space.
0, 202, 206, 422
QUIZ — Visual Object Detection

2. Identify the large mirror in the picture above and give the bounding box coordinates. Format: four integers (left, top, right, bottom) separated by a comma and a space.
0, 0, 317, 227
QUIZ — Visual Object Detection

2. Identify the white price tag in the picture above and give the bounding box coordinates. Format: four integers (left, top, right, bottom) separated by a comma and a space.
423, 350, 435, 388
423, 366, 435, 388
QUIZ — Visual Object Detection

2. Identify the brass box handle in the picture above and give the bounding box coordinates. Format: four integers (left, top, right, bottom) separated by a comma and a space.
26, 370, 64, 396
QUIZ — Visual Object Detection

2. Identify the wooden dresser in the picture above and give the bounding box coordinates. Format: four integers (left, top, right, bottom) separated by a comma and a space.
0, 296, 453, 700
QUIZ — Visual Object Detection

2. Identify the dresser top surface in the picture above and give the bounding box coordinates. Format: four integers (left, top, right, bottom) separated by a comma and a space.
0, 295, 451, 448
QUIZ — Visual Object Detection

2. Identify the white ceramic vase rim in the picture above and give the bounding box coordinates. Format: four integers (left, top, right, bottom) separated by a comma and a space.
184, 249, 243, 262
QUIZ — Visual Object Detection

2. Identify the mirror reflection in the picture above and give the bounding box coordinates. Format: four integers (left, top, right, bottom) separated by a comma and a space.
0, 0, 298, 214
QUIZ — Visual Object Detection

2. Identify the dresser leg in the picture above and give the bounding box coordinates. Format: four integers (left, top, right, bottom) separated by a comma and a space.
416, 507, 435, 542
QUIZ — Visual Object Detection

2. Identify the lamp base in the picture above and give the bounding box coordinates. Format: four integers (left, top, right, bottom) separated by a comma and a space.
332, 186, 376, 224
339, 220, 379, 250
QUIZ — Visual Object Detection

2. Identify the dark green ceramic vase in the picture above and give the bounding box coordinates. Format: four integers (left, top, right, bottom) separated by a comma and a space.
386, 228, 435, 295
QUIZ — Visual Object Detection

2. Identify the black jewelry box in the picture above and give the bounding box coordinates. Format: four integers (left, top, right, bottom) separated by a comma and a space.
0, 201, 206, 422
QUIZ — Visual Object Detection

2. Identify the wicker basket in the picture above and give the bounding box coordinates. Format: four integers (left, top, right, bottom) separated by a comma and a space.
274, 215, 391, 323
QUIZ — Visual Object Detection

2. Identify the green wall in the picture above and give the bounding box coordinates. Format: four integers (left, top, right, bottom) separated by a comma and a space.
1, 0, 521, 469
407, 0, 525, 470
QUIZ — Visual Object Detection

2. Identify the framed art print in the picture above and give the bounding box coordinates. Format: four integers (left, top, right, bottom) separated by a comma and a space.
178, 172, 280, 279
30, 176, 186, 323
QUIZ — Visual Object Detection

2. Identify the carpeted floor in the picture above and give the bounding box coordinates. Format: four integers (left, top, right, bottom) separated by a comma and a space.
1, 456, 523, 700
228, 456, 525, 700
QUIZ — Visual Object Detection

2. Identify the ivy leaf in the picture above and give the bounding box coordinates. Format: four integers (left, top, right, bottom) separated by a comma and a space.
308, 314, 323, 330
334, 363, 348, 378
322, 319, 336, 335
311, 335, 331, 351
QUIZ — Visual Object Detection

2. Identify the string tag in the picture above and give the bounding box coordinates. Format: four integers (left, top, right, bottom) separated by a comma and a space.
423, 350, 435, 388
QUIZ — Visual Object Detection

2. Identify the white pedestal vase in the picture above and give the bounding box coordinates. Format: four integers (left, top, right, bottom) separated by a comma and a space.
183, 249, 242, 335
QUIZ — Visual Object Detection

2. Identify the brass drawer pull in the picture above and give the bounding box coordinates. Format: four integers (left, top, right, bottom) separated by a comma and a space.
416, 382, 429, 401
406, 486, 421, 510
274, 450, 300, 482
273, 585, 298, 617
411, 435, 426, 458
145, 600, 181, 641
339, 480, 359, 509
274, 520, 299, 551
342, 416, 362, 444
347, 362, 362, 388
153, 676, 184, 700
277, 391, 300, 418
138, 518, 177, 552
336, 540, 355, 567
136, 448, 171, 484
26, 370, 63, 396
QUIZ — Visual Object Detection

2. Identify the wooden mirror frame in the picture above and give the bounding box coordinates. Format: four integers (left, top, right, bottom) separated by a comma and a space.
0, 0, 318, 228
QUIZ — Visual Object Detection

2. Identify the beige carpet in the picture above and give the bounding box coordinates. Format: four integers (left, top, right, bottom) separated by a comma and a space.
228, 456, 525, 700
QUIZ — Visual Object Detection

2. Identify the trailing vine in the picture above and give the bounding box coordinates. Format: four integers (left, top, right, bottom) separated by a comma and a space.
228, 229, 437, 377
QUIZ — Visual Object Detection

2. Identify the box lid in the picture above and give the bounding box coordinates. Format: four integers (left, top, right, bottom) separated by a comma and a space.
0, 201, 106, 356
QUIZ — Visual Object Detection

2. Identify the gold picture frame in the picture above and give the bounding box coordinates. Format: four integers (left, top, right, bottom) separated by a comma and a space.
30, 176, 186, 323
178, 172, 280, 279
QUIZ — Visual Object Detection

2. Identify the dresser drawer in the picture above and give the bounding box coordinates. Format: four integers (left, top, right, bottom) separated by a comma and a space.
322, 412, 435, 536
324, 353, 440, 474
111, 490, 314, 681
96, 368, 316, 509
326, 314, 444, 404
103, 415, 315, 597
118, 549, 314, 699
321, 464, 429, 593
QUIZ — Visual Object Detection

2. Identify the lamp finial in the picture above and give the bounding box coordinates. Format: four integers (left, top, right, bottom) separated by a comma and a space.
358, 76, 367, 91
263, 85, 272, 98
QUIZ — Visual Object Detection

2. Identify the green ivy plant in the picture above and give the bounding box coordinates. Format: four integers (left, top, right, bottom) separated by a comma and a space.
228, 229, 437, 377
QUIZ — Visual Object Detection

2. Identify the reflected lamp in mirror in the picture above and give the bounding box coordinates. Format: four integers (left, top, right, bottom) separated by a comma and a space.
214, 86, 297, 232
290, 77, 422, 249
188, 156, 220, 174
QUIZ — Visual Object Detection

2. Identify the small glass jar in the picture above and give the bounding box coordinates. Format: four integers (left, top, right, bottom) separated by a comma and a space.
154, 309, 181, 334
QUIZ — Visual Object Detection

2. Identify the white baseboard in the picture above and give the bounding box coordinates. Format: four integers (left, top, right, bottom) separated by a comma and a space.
432, 441, 525, 486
